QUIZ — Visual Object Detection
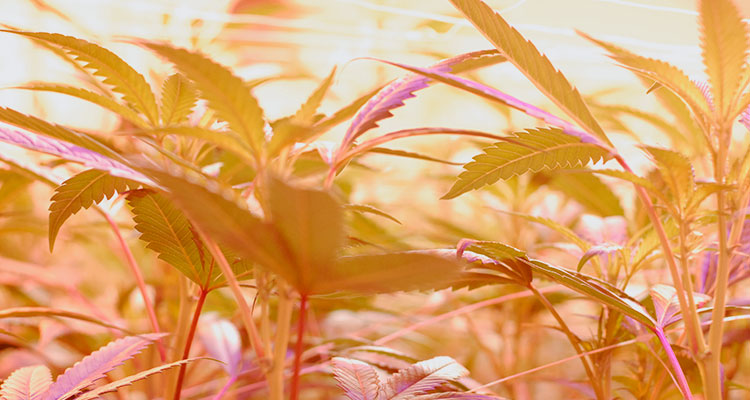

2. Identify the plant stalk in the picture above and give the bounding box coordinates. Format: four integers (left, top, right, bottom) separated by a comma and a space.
654, 328, 693, 399
269, 282, 294, 400
290, 294, 308, 400
172, 288, 208, 400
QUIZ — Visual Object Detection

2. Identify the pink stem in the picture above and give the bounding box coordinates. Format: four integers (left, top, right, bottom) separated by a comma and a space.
290, 294, 308, 400
654, 327, 693, 399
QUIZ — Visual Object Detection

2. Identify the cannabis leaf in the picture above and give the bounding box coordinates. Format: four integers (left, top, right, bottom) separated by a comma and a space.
0, 365, 52, 400
159, 73, 198, 125
43, 334, 165, 400
2, 30, 159, 125
641, 146, 695, 211
142, 42, 267, 154
382, 356, 468, 399
332, 357, 382, 400
49, 169, 141, 251
127, 189, 214, 286
698, 0, 749, 117
443, 128, 610, 199
449, 0, 611, 147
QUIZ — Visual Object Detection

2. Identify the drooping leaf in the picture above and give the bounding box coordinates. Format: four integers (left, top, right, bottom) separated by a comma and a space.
450, 0, 611, 147
0, 107, 125, 163
344, 204, 402, 225
315, 251, 467, 295
49, 169, 141, 251
0, 307, 128, 332
3, 30, 159, 125
74, 358, 205, 400
546, 172, 624, 216
142, 43, 266, 154
443, 128, 610, 199
579, 32, 712, 124
577, 243, 623, 272
13, 83, 148, 128
373, 60, 602, 145
464, 241, 656, 329
698, 0, 749, 117
127, 189, 213, 286
382, 356, 468, 400
43, 333, 166, 400
641, 146, 695, 210
142, 169, 292, 280
268, 176, 344, 293
343, 49, 504, 147
331, 357, 382, 400
0, 365, 52, 400
159, 73, 198, 125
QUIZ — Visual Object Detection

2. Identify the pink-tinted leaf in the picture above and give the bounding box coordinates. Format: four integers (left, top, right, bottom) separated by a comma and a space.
343, 50, 503, 147
383, 356, 468, 399
741, 105, 750, 131
0, 365, 52, 400
331, 357, 382, 400
198, 315, 242, 377
372, 59, 607, 147
43, 333, 166, 400
577, 243, 622, 272
0, 123, 152, 186
650, 284, 711, 328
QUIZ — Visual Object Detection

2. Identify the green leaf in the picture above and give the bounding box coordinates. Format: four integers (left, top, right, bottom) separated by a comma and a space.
547, 172, 623, 216
267, 176, 344, 293
142, 43, 266, 154
590, 169, 659, 193
13, 83, 148, 128
147, 126, 254, 164
127, 189, 213, 286
159, 73, 198, 125
579, 32, 712, 125
443, 128, 610, 199
467, 242, 656, 328
143, 169, 292, 280
49, 169, 140, 251
3, 30, 159, 125
292, 67, 336, 125
699, 0, 749, 117
366, 147, 462, 166
315, 252, 467, 294
641, 146, 694, 211
450, 0, 611, 147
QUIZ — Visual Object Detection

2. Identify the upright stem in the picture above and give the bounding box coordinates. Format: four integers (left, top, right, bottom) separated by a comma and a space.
270, 282, 294, 400
706, 128, 731, 400
172, 288, 208, 400
678, 222, 706, 355
614, 156, 703, 353
103, 213, 166, 361
290, 294, 308, 400
528, 285, 604, 400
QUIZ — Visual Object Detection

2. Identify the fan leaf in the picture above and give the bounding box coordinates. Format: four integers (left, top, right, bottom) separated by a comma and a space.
159, 73, 198, 125
344, 204, 402, 225
0, 365, 52, 400
142, 43, 266, 154
43, 334, 166, 400
383, 356, 468, 400
73, 358, 205, 400
148, 126, 254, 164
14, 83, 148, 128
331, 357, 382, 400
344, 49, 504, 147
449, 0, 611, 147
3, 30, 159, 125
443, 128, 610, 199
580, 32, 712, 124
546, 172, 624, 216
641, 146, 695, 211
127, 189, 213, 286
698, 0, 749, 117
49, 169, 141, 251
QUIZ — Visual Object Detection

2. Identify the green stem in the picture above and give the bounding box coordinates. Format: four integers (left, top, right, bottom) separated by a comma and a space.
103, 212, 166, 361
172, 288, 208, 400
706, 128, 731, 400
290, 294, 308, 400
528, 284, 604, 400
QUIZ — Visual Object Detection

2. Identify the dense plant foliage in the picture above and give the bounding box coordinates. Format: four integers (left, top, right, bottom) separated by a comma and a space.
1, 0, 749, 398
